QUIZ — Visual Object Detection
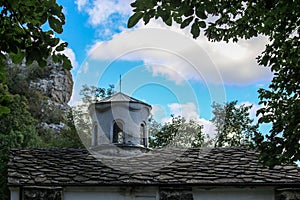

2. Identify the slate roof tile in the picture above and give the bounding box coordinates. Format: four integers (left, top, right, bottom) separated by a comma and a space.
7, 147, 300, 187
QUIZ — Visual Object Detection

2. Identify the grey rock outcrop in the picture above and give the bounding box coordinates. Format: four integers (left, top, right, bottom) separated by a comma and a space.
29, 59, 73, 106
6, 57, 74, 134
28, 59, 73, 133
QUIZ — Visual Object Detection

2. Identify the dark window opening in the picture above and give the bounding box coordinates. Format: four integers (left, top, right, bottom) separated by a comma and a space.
93, 124, 98, 146
22, 188, 62, 200
159, 187, 193, 200
140, 123, 146, 146
113, 121, 124, 143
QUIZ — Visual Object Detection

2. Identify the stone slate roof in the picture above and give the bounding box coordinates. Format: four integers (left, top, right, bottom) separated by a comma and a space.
97, 92, 151, 107
8, 147, 300, 187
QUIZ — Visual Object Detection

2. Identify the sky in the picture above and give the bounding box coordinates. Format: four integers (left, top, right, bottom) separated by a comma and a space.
57, 0, 273, 136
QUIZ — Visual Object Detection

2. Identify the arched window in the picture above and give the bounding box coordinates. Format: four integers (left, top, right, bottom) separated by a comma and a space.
113, 120, 124, 144
93, 124, 98, 146
140, 123, 146, 146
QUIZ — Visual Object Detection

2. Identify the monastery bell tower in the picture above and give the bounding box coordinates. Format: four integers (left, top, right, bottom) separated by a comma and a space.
89, 92, 152, 154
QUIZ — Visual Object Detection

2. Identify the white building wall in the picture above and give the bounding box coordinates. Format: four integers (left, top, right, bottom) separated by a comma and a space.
10, 186, 276, 200
63, 186, 158, 200
64, 191, 124, 200
193, 187, 275, 200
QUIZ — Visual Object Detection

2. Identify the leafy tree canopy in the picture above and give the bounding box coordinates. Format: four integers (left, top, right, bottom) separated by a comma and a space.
149, 115, 206, 148
73, 85, 116, 147
149, 101, 257, 149
0, 84, 12, 116
211, 101, 258, 147
79, 84, 115, 104
0, 0, 71, 70
128, 0, 300, 166
0, 93, 40, 199
0, 0, 71, 115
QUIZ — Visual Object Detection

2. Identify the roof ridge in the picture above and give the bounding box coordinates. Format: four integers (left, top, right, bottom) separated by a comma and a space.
96, 92, 151, 107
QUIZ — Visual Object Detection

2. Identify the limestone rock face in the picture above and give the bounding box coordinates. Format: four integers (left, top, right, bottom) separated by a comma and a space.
27, 60, 73, 133
30, 60, 73, 106
6, 57, 74, 134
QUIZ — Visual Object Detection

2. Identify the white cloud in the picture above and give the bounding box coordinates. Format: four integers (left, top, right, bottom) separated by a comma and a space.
63, 47, 79, 69
161, 102, 216, 138
146, 63, 194, 85
151, 105, 164, 116
77, 62, 89, 74
75, 0, 132, 26
75, 0, 89, 11
167, 102, 200, 121
198, 36, 272, 84
88, 28, 222, 84
75, 0, 272, 85
87, 26, 272, 85
150, 104, 167, 122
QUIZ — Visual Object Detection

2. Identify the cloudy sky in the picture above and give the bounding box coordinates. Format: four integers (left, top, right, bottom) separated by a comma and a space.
58, 0, 272, 135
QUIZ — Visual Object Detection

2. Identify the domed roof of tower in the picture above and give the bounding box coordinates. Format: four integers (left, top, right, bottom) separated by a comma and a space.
97, 92, 151, 107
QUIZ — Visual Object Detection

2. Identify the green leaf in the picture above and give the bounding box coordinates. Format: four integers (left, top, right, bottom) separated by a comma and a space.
127, 12, 144, 28
0, 53, 6, 61
160, 9, 171, 22
156, 6, 163, 19
49, 38, 60, 47
52, 54, 59, 63
55, 42, 67, 52
48, 16, 63, 34
165, 16, 172, 26
191, 21, 200, 39
143, 9, 155, 24
180, 17, 194, 28
38, 58, 47, 68
41, 13, 48, 25
130, 1, 138, 8
10, 51, 25, 64
8, 40, 19, 54
196, 7, 207, 19
143, 14, 150, 24
198, 21, 206, 28
183, 7, 194, 17
173, 12, 183, 24
9, 0, 18, 9
62, 55, 72, 70
0, 105, 10, 116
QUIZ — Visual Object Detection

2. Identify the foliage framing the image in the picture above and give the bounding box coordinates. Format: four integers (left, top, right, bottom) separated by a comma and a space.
0, 63, 82, 199
128, 0, 300, 166
0, 0, 71, 69
0, 0, 74, 196
0, 0, 72, 115
0, 94, 40, 199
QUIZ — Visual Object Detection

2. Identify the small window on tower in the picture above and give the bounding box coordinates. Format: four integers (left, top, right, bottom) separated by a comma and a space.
113, 121, 124, 144
140, 123, 146, 146
93, 124, 98, 146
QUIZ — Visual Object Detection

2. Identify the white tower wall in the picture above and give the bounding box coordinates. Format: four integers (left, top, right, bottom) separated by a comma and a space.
89, 93, 151, 150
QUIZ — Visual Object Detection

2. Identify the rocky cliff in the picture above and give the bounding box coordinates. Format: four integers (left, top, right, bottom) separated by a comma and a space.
29, 59, 73, 107
28, 59, 73, 133
5, 58, 74, 133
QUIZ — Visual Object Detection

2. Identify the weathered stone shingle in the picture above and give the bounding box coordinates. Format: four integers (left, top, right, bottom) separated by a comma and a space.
8, 147, 300, 186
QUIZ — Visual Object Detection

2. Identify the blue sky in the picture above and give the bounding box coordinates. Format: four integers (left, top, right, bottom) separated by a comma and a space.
57, 0, 272, 136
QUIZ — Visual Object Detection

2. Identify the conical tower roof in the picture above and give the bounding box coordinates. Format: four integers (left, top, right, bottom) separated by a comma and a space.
97, 92, 151, 107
